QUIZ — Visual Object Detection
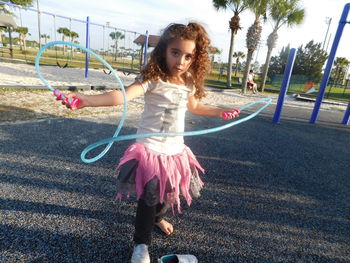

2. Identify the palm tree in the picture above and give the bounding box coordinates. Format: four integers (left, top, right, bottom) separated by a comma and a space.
14, 26, 29, 51
209, 46, 222, 73
241, 0, 269, 94
233, 51, 245, 76
0, 28, 4, 44
109, 31, 125, 61
40, 33, 50, 45
68, 31, 79, 57
332, 57, 350, 83
0, 0, 33, 15
57, 27, 70, 53
69, 31, 79, 42
260, 0, 305, 92
212, 0, 249, 88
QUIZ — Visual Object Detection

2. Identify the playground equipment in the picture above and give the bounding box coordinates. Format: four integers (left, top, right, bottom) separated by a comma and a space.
0, 0, 148, 76
274, 3, 350, 125
310, 3, 350, 125
0, 14, 17, 58
273, 48, 297, 123
53, 15, 71, 68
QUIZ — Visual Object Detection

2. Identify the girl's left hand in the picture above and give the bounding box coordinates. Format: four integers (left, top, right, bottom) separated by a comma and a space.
220, 109, 240, 120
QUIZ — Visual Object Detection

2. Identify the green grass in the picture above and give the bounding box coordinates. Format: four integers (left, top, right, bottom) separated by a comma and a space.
2, 46, 349, 102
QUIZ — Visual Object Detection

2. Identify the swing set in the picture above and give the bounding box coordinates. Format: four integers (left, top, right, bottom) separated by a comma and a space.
53, 15, 71, 68
0, 0, 155, 80
101, 25, 142, 76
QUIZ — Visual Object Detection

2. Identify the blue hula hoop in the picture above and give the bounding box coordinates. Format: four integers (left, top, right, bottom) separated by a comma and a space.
35, 41, 272, 163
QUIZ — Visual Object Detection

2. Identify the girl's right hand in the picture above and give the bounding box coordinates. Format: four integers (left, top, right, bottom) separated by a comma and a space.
220, 109, 240, 120
62, 92, 88, 110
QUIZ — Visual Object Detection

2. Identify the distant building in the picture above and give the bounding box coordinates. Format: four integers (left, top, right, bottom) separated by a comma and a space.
133, 34, 160, 66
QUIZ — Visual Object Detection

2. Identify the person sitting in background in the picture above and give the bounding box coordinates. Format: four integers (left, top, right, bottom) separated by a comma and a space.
247, 69, 258, 94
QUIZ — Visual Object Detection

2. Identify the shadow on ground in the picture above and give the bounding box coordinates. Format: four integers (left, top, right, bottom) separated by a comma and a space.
0, 104, 57, 123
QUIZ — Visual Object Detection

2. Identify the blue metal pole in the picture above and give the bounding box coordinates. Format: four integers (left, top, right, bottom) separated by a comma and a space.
272, 48, 297, 123
310, 3, 350, 123
85, 16, 90, 78
341, 101, 350, 125
143, 30, 149, 67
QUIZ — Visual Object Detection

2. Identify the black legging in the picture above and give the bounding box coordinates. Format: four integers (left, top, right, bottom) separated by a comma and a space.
133, 199, 167, 245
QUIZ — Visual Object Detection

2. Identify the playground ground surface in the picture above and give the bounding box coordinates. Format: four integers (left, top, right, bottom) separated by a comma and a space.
0, 61, 349, 262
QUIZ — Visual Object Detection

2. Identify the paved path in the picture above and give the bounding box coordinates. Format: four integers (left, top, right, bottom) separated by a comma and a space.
1, 103, 349, 262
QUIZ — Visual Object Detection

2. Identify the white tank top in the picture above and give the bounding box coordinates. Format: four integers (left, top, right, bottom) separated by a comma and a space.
136, 79, 195, 155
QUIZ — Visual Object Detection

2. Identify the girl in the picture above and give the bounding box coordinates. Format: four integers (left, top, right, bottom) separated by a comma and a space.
64, 22, 238, 263
247, 69, 258, 94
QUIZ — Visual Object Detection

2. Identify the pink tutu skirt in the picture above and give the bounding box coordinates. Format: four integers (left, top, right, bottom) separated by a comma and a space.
115, 143, 204, 213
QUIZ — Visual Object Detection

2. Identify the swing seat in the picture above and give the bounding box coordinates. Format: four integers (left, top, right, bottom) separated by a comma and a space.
103, 69, 112, 75
56, 61, 68, 68
122, 70, 132, 76
119, 68, 138, 76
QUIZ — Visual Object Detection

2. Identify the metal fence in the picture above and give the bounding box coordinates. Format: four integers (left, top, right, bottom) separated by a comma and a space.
0, 0, 145, 73
265, 73, 350, 101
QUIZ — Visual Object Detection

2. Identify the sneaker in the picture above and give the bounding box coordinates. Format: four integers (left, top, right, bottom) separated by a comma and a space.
158, 254, 198, 263
131, 244, 150, 263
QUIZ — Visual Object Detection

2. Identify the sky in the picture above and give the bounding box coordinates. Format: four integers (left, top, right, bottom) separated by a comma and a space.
7, 0, 350, 65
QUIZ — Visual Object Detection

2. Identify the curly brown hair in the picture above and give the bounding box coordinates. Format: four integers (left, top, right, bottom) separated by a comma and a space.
141, 22, 211, 99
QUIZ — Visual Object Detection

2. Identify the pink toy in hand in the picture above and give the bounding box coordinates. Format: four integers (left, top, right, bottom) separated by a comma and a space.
64, 97, 81, 110
53, 89, 81, 110
221, 109, 240, 120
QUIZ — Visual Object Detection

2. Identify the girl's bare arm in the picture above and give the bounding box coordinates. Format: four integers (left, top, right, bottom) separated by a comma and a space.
64, 81, 144, 109
187, 95, 238, 119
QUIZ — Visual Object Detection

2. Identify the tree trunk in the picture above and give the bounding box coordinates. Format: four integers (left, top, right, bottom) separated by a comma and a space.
19, 34, 23, 51
226, 30, 235, 88
241, 16, 263, 94
70, 39, 74, 58
260, 47, 273, 92
261, 31, 278, 92
9, 28, 13, 58
62, 36, 66, 54
241, 51, 254, 93
234, 59, 239, 76
114, 40, 118, 61
23, 36, 26, 51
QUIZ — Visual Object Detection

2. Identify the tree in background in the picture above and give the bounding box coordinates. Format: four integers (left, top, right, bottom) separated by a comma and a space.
331, 57, 350, 83
212, 0, 249, 88
233, 51, 245, 76
0, 1, 33, 48
266, 44, 290, 74
40, 33, 50, 45
109, 31, 125, 61
14, 26, 29, 50
209, 46, 222, 72
68, 31, 79, 57
268, 42, 327, 83
241, 0, 269, 94
260, 0, 305, 92
69, 31, 79, 43
57, 27, 70, 53
293, 40, 328, 82
0, 28, 4, 44
0, 0, 33, 14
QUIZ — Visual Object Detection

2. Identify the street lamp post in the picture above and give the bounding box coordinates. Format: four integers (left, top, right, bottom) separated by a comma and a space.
37, 0, 41, 48
322, 17, 332, 51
